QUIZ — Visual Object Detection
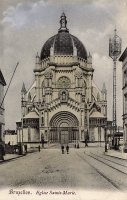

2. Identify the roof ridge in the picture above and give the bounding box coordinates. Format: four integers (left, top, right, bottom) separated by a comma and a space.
0, 70, 6, 86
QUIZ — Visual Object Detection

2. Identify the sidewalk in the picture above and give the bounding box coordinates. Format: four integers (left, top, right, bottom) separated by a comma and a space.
83, 144, 127, 160
0, 147, 39, 163
105, 149, 127, 160
0, 153, 23, 163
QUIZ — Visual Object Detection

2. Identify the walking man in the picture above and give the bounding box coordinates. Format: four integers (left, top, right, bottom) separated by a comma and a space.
61, 145, 64, 154
38, 145, 41, 152
85, 130, 89, 147
66, 145, 69, 154
24, 144, 27, 154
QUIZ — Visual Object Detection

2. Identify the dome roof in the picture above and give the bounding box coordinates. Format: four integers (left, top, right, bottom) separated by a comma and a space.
40, 13, 87, 60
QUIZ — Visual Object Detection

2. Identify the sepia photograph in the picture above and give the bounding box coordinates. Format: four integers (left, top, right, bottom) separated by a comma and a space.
0, 0, 127, 200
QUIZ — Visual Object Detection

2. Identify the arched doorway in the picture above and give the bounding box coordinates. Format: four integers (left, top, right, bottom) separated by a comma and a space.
49, 111, 79, 144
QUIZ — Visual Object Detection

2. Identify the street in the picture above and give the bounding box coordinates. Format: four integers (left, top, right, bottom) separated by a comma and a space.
0, 146, 127, 200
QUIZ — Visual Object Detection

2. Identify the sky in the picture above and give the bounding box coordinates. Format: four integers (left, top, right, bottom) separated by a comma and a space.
0, 0, 127, 129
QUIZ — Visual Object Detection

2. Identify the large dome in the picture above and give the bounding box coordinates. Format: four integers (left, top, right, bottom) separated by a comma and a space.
40, 13, 87, 60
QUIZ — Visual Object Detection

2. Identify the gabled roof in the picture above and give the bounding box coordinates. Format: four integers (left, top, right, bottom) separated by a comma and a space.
90, 111, 105, 118
0, 70, 6, 86
23, 110, 39, 119
89, 101, 101, 113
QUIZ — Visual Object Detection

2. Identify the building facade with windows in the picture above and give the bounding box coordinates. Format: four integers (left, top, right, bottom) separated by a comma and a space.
0, 70, 6, 141
16, 13, 107, 145
119, 47, 127, 144
4, 130, 17, 145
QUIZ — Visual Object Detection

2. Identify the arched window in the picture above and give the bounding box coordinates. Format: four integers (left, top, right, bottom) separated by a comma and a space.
41, 117, 44, 125
41, 81, 45, 96
59, 89, 69, 102
28, 93, 31, 102
62, 91, 66, 100
82, 81, 87, 95
77, 78, 80, 87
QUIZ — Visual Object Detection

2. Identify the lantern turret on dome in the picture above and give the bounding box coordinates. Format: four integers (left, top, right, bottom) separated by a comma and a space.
40, 13, 87, 61
58, 12, 69, 33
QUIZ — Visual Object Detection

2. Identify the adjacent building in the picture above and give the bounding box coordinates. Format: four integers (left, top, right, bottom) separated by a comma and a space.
16, 13, 107, 145
119, 47, 127, 144
0, 69, 6, 141
4, 130, 17, 145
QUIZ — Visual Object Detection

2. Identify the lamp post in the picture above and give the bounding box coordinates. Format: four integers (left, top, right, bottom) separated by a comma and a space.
18, 96, 24, 155
109, 29, 121, 146
104, 125, 107, 152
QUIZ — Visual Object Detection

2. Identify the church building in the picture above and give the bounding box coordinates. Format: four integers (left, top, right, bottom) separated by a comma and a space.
16, 13, 107, 145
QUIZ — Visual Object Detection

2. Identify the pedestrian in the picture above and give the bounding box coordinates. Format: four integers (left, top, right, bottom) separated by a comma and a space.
77, 143, 79, 149
24, 144, 27, 153
85, 131, 89, 147
85, 139, 88, 147
38, 145, 41, 152
61, 145, 64, 154
74, 143, 76, 148
107, 142, 109, 150
0, 144, 5, 161
66, 145, 69, 154
22, 144, 25, 155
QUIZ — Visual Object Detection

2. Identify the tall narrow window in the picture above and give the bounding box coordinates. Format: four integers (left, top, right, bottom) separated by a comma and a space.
28, 93, 31, 102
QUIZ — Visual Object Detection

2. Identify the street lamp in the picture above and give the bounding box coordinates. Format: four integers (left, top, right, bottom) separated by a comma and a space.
18, 96, 24, 155
104, 125, 107, 152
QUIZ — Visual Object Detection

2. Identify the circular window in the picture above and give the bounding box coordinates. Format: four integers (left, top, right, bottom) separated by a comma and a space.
57, 76, 71, 88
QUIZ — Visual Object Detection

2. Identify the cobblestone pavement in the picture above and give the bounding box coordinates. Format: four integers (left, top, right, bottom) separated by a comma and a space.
0, 147, 126, 200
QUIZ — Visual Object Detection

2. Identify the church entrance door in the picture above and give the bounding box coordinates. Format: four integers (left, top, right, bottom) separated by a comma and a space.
60, 130, 69, 144
49, 111, 79, 143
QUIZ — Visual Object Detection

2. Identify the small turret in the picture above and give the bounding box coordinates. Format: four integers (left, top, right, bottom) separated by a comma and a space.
87, 52, 92, 64
35, 52, 40, 69
21, 82, 26, 114
21, 82, 26, 96
58, 12, 69, 33
101, 83, 107, 101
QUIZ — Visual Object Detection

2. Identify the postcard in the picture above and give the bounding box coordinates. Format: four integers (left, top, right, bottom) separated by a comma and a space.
0, 0, 127, 200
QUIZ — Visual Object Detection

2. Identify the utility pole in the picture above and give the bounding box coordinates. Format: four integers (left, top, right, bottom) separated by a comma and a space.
0, 62, 19, 108
109, 29, 121, 146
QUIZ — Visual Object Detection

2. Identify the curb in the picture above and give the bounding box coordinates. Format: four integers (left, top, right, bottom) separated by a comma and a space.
104, 153, 127, 160
0, 155, 24, 164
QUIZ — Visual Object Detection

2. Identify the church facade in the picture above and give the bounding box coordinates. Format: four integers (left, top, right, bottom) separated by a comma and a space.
16, 13, 107, 145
